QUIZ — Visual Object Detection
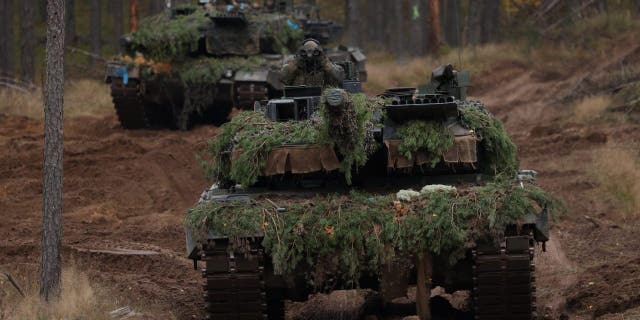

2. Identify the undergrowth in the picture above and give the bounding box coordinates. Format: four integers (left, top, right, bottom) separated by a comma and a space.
185, 180, 563, 288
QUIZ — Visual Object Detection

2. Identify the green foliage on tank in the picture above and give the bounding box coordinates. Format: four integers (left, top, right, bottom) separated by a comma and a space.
122, 5, 303, 63
185, 178, 562, 286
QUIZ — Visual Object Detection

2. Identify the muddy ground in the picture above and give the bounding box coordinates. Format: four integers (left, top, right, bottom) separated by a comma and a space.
1, 48, 640, 319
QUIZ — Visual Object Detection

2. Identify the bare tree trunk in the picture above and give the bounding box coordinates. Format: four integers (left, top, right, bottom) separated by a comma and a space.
415, 251, 433, 320
20, 0, 36, 84
442, 0, 460, 47
466, 0, 482, 46
130, 0, 139, 32
65, 0, 75, 45
372, 1, 388, 48
38, 0, 47, 22
481, 0, 500, 43
428, 0, 441, 56
90, 0, 101, 67
346, 0, 360, 47
0, 0, 15, 76
148, 0, 164, 15
41, 0, 65, 303
409, 0, 424, 56
111, 0, 124, 53
394, 0, 404, 62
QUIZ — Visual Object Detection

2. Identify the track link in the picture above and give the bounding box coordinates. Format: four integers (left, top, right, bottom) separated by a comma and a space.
201, 239, 268, 320
110, 79, 148, 129
473, 235, 536, 320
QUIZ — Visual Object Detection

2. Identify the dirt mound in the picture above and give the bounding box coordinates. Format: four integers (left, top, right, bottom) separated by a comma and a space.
566, 257, 640, 318
0, 114, 217, 318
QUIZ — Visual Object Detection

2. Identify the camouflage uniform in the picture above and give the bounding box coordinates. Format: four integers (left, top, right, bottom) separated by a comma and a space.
281, 39, 345, 87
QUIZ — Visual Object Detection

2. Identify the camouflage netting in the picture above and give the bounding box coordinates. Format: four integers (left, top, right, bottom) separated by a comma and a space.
185, 179, 563, 288
201, 92, 385, 187
200, 96, 518, 187
125, 7, 303, 62
126, 6, 210, 61
177, 56, 268, 118
457, 100, 519, 175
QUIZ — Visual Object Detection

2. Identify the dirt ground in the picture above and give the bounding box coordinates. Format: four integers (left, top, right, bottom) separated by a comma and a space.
1, 48, 640, 319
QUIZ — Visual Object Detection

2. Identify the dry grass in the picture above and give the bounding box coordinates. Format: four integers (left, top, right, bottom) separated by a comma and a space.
0, 79, 113, 119
364, 43, 525, 93
1, 267, 116, 320
572, 95, 614, 122
591, 147, 640, 218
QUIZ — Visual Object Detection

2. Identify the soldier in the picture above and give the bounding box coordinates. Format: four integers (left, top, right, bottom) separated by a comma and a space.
281, 39, 345, 87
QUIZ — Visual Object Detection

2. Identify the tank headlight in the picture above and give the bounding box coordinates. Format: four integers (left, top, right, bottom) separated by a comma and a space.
224, 69, 234, 78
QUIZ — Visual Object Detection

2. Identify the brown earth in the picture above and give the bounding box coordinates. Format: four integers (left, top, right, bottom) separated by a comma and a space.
1, 45, 640, 319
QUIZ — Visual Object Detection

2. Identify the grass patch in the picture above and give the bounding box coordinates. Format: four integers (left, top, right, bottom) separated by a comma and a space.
1, 267, 119, 320
591, 147, 640, 218
573, 95, 614, 123
0, 80, 113, 119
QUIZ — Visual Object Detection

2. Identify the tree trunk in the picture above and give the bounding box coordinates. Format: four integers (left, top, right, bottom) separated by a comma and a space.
20, 0, 36, 84
374, 0, 385, 49
90, 0, 101, 67
428, 0, 440, 56
442, 0, 460, 47
480, 0, 500, 44
0, 0, 15, 76
346, 0, 360, 47
111, 0, 124, 53
415, 251, 433, 320
409, 0, 423, 56
38, 0, 47, 22
40, 0, 65, 303
394, 0, 404, 62
130, 0, 139, 32
148, 0, 164, 15
466, 0, 482, 46
65, 0, 75, 45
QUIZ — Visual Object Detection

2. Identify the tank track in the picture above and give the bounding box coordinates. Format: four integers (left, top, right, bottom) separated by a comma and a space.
110, 80, 148, 129
201, 239, 284, 320
473, 235, 536, 320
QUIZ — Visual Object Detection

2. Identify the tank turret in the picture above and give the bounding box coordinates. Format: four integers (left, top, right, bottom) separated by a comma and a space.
104, 1, 366, 130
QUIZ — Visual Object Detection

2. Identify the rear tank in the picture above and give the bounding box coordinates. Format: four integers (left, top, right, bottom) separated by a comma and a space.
105, 1, 366, 130
184, 65, 554, 319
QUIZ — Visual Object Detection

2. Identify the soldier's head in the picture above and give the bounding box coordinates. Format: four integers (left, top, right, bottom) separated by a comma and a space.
298, 39, 324, 70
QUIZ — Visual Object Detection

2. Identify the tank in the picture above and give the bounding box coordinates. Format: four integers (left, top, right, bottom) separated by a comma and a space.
104, 1, 367, 130
183, 64, 555, 319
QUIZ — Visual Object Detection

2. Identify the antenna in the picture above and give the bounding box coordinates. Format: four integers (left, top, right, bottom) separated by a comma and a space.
455, 0, 462, 69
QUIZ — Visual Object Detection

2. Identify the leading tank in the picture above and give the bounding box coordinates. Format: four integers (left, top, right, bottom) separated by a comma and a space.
184, 64, 555, 319
104, 1, 366, 130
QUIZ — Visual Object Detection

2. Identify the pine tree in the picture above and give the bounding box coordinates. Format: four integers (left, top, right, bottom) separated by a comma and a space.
90, 0, 102, 67
0, 0, 15, 76
20, 0, 36, 84
41, 0, 66, 302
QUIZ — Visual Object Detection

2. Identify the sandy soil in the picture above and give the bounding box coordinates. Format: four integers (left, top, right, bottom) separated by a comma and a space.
1, 45, 640, 319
